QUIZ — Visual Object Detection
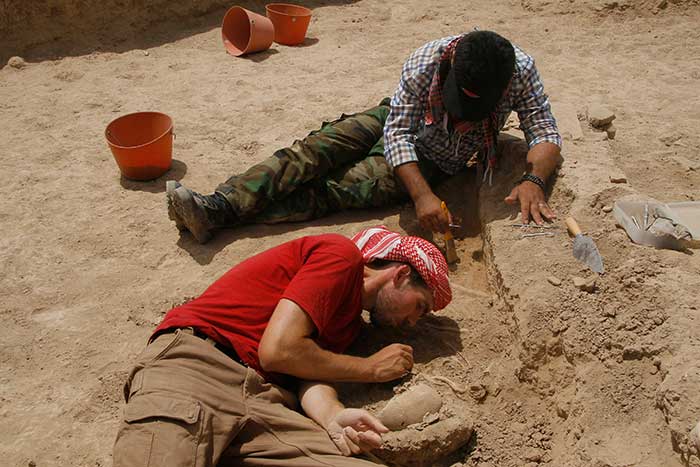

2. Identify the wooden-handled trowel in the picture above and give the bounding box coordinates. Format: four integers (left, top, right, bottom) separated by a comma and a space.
565, 217, 604, 274
440, 201, 459, 264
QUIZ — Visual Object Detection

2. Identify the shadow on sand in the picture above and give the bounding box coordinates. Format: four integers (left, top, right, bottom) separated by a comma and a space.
2, 1, 359, 66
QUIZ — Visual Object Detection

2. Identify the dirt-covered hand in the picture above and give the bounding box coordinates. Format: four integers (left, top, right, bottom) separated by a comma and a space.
415, 192, 450, 233
327, 408, 389, 456
504, 181, 557, 225
367, 344, 414, 382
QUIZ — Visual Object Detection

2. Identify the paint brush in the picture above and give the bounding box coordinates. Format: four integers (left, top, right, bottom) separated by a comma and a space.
440, 201, 459, 264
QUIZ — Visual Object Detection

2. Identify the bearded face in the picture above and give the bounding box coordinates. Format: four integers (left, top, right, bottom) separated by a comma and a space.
369, 286, 402, 327
369, 281, 432, 328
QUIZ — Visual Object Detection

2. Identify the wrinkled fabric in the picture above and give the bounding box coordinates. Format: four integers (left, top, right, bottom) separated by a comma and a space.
215, 99, 444, 225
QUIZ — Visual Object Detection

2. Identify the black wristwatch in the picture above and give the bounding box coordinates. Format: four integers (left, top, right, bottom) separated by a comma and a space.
519, 173, 546, 192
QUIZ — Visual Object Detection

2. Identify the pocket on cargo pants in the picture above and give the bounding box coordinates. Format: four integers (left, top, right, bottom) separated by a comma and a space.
113, 393, 204, 467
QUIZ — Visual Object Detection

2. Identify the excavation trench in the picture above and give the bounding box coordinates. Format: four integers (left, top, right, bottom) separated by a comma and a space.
338, 157, 533, 467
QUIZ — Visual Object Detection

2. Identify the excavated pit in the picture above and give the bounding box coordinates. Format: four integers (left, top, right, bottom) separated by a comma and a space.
338, 151, 535, 466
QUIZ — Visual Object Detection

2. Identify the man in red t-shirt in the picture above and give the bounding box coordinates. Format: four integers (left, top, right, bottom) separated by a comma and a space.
113, 226, 451, 467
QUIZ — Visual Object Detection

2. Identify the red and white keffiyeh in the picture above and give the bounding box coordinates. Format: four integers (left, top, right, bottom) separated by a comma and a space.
352, 226, 452, 311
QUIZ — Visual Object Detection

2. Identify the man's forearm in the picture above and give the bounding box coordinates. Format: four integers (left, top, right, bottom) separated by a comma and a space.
299, 381, 344, 429
262, 336, 375, 383
394, 162, 433, 203
525, 142, 561, 181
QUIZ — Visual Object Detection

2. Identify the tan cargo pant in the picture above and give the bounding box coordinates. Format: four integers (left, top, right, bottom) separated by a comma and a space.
113, 329, 383, 467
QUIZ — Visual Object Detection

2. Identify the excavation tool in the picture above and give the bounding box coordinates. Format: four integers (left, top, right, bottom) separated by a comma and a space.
565, 216, 604, 274
440, 201, 459, 264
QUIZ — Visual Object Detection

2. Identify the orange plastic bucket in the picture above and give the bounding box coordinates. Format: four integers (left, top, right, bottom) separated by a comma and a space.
105, 112, 173, 181
221, 6, 275, 56
265, 3, 312, 46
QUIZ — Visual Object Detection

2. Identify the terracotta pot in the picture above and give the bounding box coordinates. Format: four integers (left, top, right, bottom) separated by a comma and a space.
265, 3, 312, 46
105, 112, 173, 181
222, 6, 275, 56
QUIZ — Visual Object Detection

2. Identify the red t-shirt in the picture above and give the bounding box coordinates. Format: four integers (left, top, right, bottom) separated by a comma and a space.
153, 234, 365, 383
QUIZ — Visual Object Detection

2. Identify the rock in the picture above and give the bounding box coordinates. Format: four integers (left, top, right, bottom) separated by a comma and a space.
547, 276, 562, 286
469, 383, 487, 401
556, 402, 569, 419
622, 346, 644, 360
601, 304, 617, 317
606, 124, 617, 139
378, 384, 443, 430
8, 56, 26, 69
588, 104, 616, 128
374, 416, 474, 467
522, 447, 543, 462
602, 205, 613, 213
573, 276, 596, 292
609, 172, 628, 184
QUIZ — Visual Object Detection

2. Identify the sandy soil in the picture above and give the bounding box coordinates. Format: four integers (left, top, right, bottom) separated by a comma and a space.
1, 1, 700, 466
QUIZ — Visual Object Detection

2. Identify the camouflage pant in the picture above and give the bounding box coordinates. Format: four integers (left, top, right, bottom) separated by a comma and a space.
216, 98, 443, 224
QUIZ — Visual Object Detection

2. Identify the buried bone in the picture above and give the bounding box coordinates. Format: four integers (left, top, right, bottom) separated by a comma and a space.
373, 416, 474, 467
378, 384, 443, 430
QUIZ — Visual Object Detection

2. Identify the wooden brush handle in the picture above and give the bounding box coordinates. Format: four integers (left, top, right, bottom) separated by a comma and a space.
565, 217, 582, 236
440, 201, 453, 240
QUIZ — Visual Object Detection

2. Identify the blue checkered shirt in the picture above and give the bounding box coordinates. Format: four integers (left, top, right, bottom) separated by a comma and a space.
384, 36, 562, 175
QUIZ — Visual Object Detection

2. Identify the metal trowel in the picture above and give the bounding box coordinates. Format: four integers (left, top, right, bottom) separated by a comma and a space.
565, 217, 604, 274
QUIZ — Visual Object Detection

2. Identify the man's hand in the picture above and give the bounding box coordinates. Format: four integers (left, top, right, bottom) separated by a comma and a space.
327, 408, 389, 456
394, 163, 449, 234
504, 181, 557, 225
415, 192, 450, 233
367, 344, 414, 382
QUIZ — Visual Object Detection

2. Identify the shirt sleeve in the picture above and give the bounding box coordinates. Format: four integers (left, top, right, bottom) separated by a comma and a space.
511, 55, 562, 149
383, 45, 436, 168
282, 243, 363, 336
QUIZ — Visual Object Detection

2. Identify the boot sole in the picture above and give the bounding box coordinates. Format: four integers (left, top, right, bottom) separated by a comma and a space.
171, 187, 213, 244
166, 181, 187, 232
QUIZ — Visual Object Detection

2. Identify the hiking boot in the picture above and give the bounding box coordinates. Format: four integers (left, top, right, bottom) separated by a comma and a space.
166, 181, 187, 232
166, 181, 238, 244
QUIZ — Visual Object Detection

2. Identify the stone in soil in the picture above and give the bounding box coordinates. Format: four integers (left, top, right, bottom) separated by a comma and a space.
547, 276, 562, 286
522, 447, 543, 462
609, 172, 628, 183
606, 123, 617, 139
8, 56, 26, 69
572, 276, 596, 292
469, 383, 487, 401
587, 104, 616, 128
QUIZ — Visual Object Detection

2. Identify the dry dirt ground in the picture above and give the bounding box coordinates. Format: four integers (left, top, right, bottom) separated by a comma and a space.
2, 1, 700, 466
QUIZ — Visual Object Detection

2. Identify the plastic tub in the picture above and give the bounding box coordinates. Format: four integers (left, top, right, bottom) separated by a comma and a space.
265, 3, 312, 46
222, 6, 275, 56
105, 112, 173, 181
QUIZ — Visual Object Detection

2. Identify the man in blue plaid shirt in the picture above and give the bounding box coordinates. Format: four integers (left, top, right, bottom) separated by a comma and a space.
168, 31, 562, 244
